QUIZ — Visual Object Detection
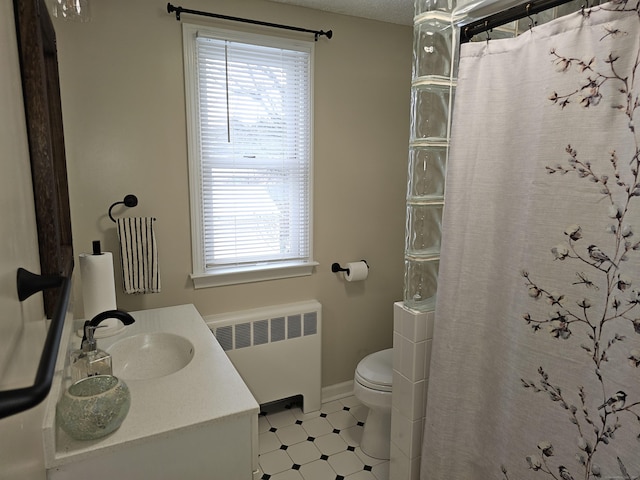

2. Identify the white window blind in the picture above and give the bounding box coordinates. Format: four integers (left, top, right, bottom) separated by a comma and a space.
184, 25, 315, 286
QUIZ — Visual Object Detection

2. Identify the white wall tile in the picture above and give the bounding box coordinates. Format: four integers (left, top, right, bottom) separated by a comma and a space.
390, 442, 409, 480
425, 310, 435, 340
391, 304, 432, 480
393, 332, 403, 373
424, 339, 433, 380
396, 335, 413, 379
390, 406, 410, 457
423, 379, 430, 415
390, 448, 422, 480
394, 305, 433, 343
409, 453, 422, 480
401, 309, 416, 340
399, 338, 414, 380
391, 407, 424, 460
418, 321, 428, 343
410, 380, 425, 421
393, 303, 404, 333
412, 311, 428, 343
392, 371, 411, 413
410, 417, 425, 459
397, 338, 428, 383
392, 371, 425, 422
413, 341, 427, 381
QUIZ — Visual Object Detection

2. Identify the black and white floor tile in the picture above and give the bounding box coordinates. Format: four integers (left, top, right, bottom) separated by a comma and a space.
258, 396, 389, 480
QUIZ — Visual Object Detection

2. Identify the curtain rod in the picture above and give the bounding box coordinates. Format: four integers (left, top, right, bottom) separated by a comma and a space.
166, 3, 333, 41
460, 0, 577, 43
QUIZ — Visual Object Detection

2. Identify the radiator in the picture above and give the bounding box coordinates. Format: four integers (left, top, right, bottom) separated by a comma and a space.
206, 300, 321, 413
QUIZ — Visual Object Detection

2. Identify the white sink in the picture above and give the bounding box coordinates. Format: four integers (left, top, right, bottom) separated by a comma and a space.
43, 305, 259, 480
107, 332, 195, 380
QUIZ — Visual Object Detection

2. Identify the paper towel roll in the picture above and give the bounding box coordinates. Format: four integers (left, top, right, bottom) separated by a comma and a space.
79, 252, 118, 331
344, 261, 369, 282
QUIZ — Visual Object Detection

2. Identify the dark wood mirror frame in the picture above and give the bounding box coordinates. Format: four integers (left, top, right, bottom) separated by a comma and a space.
13, 0, 73, 318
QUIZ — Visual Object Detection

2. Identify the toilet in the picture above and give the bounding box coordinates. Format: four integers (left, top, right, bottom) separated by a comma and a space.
353, 348, 393, 460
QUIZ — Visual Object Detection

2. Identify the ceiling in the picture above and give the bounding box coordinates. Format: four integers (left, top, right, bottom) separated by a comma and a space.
266, 0, 415, 26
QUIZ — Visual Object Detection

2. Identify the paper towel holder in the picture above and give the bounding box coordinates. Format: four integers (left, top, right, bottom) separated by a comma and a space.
108, 194, 138, 222
331, 260, 368, 274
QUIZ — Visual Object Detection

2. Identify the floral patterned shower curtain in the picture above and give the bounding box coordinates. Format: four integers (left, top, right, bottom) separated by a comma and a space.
421, 2, 640, 479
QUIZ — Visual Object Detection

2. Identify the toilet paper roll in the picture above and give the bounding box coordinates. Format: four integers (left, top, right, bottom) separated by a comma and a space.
344, 261, 369, 282
79, 252, 118, 331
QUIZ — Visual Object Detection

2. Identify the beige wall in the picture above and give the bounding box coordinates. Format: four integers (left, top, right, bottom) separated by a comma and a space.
0, 1, 48, 477
55, 0, 412, 387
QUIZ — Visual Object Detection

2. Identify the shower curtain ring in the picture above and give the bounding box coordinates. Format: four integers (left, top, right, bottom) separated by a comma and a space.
526, 3, 535, 31
581, 0, 590, 15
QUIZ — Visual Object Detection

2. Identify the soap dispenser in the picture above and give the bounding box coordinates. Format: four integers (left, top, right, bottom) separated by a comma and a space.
70, 309, 136, 382
70, 322, 113, 382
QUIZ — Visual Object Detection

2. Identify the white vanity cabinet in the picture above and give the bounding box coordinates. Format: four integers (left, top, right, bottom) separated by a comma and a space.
43, 304, 260, 480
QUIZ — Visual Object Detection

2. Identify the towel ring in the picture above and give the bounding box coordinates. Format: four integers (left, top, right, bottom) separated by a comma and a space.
108, 194, 138, 223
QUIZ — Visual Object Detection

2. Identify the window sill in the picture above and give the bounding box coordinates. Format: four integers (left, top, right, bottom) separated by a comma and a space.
191, 260, 319, 289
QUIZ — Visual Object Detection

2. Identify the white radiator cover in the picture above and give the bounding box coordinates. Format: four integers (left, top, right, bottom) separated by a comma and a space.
206, 300, 321, 413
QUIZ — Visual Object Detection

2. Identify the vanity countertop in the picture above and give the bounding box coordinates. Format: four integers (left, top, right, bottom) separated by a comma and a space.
42, 304, 259, 469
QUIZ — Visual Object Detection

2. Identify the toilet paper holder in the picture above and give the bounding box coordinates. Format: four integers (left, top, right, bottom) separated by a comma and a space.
331, 260, 368, 274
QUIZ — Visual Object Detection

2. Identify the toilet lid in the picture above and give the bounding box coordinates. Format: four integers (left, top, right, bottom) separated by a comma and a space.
355, 348, 393, 391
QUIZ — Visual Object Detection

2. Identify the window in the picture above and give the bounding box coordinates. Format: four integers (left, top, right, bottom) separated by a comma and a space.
183, 24, 317, 287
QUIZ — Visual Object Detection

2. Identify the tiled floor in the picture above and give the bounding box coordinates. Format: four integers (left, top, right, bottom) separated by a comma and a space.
258, 396, 389, 480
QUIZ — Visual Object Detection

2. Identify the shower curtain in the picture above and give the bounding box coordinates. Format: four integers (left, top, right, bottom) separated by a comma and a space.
421, 2, 640, 479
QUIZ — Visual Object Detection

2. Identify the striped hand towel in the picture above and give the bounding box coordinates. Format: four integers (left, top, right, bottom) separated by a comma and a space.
116, 217, 161, 294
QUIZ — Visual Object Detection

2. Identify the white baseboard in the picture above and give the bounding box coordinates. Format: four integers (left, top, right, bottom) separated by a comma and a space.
321, 380, 354, 403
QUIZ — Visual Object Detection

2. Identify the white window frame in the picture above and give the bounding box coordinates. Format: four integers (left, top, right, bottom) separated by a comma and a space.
182, 24, 317, 288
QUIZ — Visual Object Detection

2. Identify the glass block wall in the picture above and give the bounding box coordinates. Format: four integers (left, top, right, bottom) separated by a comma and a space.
403, 0, 601, 312
404, 0, 457, 312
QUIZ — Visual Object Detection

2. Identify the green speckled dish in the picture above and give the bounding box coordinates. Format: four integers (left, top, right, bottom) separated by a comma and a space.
56, 375, 130, 441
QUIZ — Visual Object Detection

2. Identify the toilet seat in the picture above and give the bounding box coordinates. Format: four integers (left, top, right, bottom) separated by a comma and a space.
355, 349, 392, 392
